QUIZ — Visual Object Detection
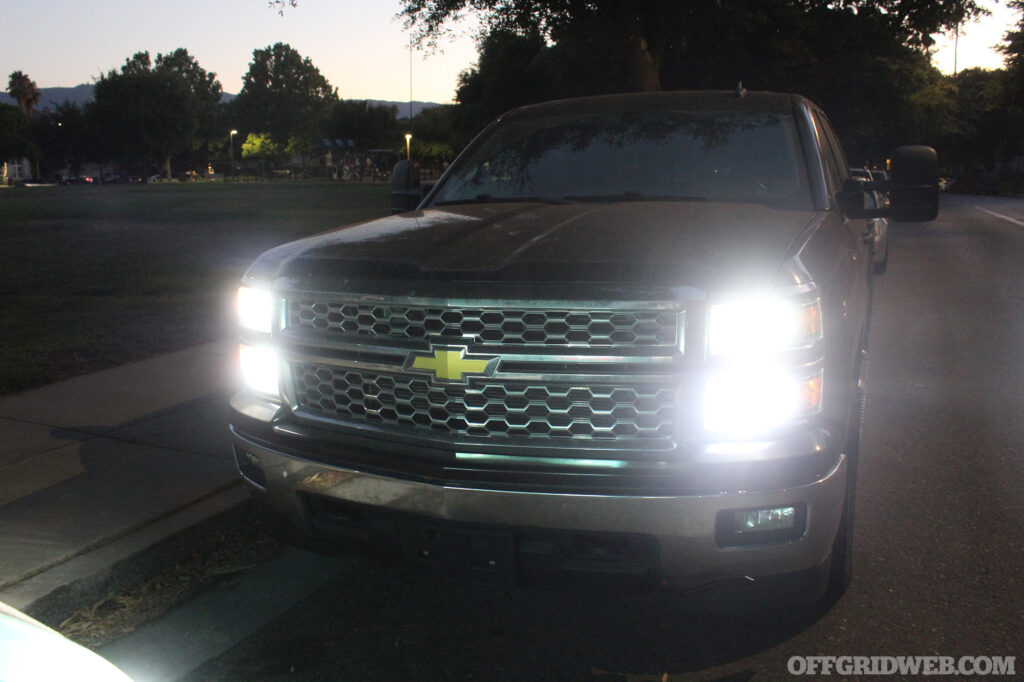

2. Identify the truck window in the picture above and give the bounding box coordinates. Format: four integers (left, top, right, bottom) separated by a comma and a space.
431, 110, 815, 211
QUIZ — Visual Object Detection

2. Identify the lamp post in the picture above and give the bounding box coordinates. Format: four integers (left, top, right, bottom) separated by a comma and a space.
229, 129, 238, 175
405, 133, 412, 161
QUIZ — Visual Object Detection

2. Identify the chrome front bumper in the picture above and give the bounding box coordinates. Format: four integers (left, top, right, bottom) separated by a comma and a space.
230, 427, 847, 586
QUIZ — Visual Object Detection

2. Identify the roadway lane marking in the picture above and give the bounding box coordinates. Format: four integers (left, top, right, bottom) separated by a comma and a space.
975, 205, 1024, 228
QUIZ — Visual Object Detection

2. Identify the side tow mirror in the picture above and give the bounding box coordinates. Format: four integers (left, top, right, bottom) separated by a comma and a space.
887, 145, 939, 222
837, 178, 870, 219
389, 160, 422, 214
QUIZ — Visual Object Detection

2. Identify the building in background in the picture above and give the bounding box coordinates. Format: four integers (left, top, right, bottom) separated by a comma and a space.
2, 158, 32, 185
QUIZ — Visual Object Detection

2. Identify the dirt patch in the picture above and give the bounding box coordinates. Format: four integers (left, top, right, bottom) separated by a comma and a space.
58, 521, 283, 648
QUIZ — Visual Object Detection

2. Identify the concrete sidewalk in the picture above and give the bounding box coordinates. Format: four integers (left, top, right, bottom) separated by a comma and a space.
0, 341, 247, 618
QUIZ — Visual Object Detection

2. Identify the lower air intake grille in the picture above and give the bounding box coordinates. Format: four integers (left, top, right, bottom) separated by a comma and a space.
291, 364, 675, 442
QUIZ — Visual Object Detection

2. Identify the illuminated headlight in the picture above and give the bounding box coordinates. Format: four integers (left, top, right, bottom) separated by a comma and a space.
239, 344, 280, 396
704, 367, 822, 435
708, 296, 821, 357
237, 286, 274, 334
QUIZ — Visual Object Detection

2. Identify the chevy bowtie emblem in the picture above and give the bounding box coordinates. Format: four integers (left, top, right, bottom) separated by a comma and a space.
407, 346, 497, 383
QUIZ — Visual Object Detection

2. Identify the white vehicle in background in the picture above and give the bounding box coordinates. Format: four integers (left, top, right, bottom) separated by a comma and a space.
0, 601, 134, 682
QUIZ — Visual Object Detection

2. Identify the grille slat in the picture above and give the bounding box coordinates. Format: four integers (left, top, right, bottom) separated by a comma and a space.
288, 300, 678, 348
292, 364, 675, 442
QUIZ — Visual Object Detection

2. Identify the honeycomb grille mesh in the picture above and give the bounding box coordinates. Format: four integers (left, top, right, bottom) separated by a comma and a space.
287, 300, 678, 348
292, 364, 676, 442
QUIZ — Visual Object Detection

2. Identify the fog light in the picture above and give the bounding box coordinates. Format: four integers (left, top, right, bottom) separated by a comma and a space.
716, 504, 806, 547
734, 506, 796, 533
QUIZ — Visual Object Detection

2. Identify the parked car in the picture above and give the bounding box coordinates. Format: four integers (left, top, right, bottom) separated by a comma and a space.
230, 91, 938, 603
56, 175, 94, 185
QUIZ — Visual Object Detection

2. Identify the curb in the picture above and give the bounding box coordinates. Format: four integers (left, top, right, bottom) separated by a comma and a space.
0, 484, 251, 627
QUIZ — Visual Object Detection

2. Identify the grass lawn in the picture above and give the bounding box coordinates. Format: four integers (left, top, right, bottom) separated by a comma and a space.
0, 181, 390, 395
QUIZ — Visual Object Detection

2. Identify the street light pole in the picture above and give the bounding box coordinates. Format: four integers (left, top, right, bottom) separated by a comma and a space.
405, 133, 412, 161
953, 24, 960, 77
229, 129, 238, 176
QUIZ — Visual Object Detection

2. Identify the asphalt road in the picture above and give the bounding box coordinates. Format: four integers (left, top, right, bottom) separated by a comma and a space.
167, 194, 1023, 681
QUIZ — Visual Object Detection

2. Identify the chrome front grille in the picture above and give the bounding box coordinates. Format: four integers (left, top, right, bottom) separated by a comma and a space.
291, 364, 676, 442
287, 300, 678, 348
283, 295, 685, 451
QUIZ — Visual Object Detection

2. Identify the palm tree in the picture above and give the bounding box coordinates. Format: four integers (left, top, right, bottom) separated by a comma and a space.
8, 71, 42, 117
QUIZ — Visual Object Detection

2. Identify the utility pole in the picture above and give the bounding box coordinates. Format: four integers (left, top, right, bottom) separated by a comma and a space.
954, 23, 960, 77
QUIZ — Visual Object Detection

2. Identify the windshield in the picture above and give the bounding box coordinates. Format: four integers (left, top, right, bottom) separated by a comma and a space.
430, 109, 813, 210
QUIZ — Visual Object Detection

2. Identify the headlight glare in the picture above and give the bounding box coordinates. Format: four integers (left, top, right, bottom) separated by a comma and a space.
709, 296, 821, 357
239, 344, 280, 396
704, 366, 799, 435
237, 286, 274, 334
704, 367, 822, 436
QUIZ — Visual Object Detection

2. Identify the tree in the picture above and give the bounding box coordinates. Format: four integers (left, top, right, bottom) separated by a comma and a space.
234, 43, 337, 151
397, 0, 986, 92
1001, 1, 1024, 108
241, 132, 281, 174
452, 31, 556, 139
270, 0, 988, 169
7, 71, 41, 117
324, 100, 400, 149
30, 101, 90, 179
444, 1, 966, 163
398, 0, 684, 91
409, 104, 458, 152
268, 0, 984, 94
945, 68, 1022, 177
268, 0, 297, 13
266, 0, 985, 97
90, 50, 222, 178
0, 104, 40, 164
154, 48, 224, 155
995, 1, 1024, 184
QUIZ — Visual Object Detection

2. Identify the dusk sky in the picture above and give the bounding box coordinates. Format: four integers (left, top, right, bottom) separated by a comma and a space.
2, 0, 1018, 105
931, 0, 1019, 74
3, 0, 481, 103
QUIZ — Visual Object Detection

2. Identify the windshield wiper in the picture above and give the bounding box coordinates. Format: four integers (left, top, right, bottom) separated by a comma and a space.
433, 194, 576, 206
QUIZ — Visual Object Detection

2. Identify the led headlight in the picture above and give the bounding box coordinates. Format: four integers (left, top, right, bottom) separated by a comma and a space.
708, 296, 821, 357
704, 292, 824, 436
704, 367, 822, 436
237, 286, 274, 334
239, 344, 280, 396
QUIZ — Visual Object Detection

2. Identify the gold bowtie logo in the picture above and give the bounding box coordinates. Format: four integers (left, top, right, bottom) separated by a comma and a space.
408, 347, 496, 382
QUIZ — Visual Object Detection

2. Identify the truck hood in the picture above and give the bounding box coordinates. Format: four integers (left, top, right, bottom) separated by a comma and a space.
247, 201, 818, 295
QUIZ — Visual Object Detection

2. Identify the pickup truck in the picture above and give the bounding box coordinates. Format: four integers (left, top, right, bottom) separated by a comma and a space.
230, 91, 938, 602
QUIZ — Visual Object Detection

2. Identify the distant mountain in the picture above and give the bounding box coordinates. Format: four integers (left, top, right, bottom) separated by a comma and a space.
0, 84, 93, 110
366, 100, 444, 119
0, 84, 442, 117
